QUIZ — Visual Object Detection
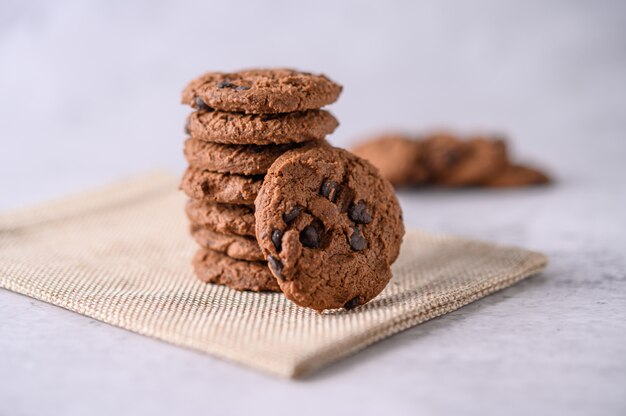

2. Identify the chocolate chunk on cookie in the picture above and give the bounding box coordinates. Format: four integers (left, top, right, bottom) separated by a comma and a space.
184, 138, 302, 175
180, 167, 262, 204
193, 248, 281, 292
186, 110, 338, 145
483, 164, 550, 187
255, 146, 404, 311
182, 68, 342, 114
190, 223, 263, 261
185, 200, 256, 236
351, 134, 429, 187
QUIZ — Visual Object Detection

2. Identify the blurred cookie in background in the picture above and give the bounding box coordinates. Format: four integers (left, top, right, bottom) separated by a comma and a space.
422, 132, 508, 186
352, 134, 429, 187
351, 131, 550, 188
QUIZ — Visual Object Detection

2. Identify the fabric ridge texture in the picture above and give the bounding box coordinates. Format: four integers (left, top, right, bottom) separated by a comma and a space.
0, 172, 547, 378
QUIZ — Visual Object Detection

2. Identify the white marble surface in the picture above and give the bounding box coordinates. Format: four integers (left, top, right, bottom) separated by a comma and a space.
1, 1, 626, 415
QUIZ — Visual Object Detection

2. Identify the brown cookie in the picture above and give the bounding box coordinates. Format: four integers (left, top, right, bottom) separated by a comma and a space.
255, 146, 405, 312
190, 223, 263, 261
184, 138, 301, 175
351, 134, 429, 187
193, 248, 280, 293
483, 164, 550, 187
180, 167, 262, 205
185, 110, 338, 145
185, 199, 255, 236
421, 132, 468, 179
424, 133, 508, 186
182, 68, 342, 114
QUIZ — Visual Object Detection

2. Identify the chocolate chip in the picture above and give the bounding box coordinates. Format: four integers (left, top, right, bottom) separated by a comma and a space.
300, 224, 321, 248
320, 180, 339, 202
349, 226, 367, 251
344, 296, 360, 310
282, 206, 301, 223
217, 80, 249, 91
200, 181, 211, 195
217, 80, 236, 89
184, 119, 190, 135
267, 255, 284, 280
444, 149, 462, 165
194, 96, 213, 111
349, 201, 372, 224
271, 229, 283, 252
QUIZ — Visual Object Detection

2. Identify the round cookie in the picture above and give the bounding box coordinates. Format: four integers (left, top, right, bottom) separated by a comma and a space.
190, 224, 263, 261
483, 164, 550, 187
185, 200, 256, 236
185, 110, 338, 145
437, 138, 507, 186
351, 134, 429, 187
255, 146, 405, 311
423, 134, 508, 186
193, 248, 281, 293
184, 138, 302, 175
421, 132, 467, 180
180, 167, 262, 205
182, 68, 342, 114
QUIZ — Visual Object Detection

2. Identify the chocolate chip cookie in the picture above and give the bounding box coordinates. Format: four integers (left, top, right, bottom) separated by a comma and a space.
193, 248, 281, 292
351, 134, 429, 187
184, 138, 302, 175
255, 146, 404, 311
185, 110, 338, 145
424, 134, 508, 186
421, 132, 467, 180
483, 164, 550, 187
180, 167, 262, 204
182, 68, 342, 114
185, 200, 255, 236
190, 224, 263, 261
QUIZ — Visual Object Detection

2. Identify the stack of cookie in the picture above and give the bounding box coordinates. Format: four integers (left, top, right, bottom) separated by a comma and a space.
180, 69, 342, 293
352, 132, 550, 188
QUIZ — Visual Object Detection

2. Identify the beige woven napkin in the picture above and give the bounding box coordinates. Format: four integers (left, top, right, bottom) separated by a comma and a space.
0, 171, 547, 378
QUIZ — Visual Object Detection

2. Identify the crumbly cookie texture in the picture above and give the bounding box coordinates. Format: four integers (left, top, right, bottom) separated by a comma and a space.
184, 138, 303, 175
190, 223, 263, 262
180, 167, 262, 205
255, 145, 404, 312
352, 134, 429, 187
185, 110, 338, 145
185, 200, 256, 236
182, 68, 342, 114
193, 248, 281, 293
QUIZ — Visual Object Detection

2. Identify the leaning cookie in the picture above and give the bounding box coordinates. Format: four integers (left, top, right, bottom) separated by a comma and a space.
185, 200, 256, 236
190, 224, 264, 262
255, 145, 404, 312
193, 248, 281, 293
180, 167, 262, 205
185, 110, 338, 145
182, 68, 342, 114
